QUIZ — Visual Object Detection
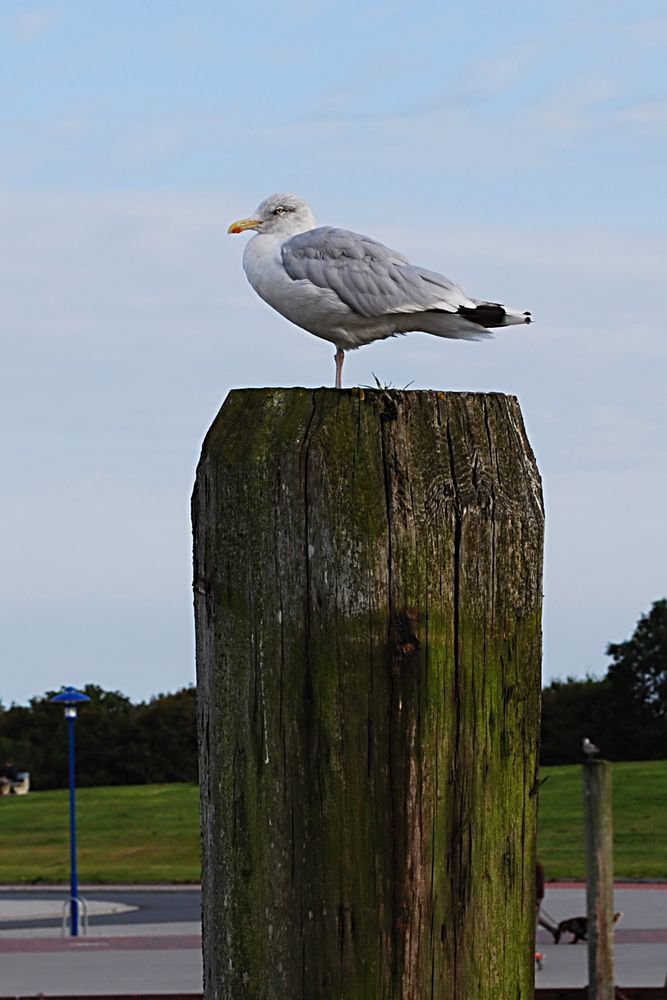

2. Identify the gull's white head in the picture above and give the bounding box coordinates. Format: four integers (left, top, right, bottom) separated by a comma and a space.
227, 193, 316, 238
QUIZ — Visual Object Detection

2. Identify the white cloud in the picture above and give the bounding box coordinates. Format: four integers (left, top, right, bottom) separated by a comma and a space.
2, 187, 666, 700
10, 7, 55, 43
616, 100, 667, 128
456, 44, 541, 99
232, 72, 622, 183
626, 17, 667, 47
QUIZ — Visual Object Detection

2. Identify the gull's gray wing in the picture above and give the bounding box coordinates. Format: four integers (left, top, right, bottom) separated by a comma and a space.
281, 227, 474, 319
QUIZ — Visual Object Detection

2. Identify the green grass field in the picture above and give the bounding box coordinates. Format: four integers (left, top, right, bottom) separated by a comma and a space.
0, 783, 200, 884
1, 761, 665, 884
537, 759, 667, 880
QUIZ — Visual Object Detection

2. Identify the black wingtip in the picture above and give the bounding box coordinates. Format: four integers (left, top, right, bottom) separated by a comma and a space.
524, 311, 532, 324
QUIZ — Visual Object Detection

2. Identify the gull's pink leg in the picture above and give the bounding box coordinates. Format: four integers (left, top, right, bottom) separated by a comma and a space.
335, 348, 345, 389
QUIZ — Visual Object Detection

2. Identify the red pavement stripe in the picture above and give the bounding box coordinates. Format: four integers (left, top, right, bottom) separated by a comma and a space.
0, 934, 201, 953
0, 996, 202, 1000
546, 881, 667, 890
537, 929, 667, 944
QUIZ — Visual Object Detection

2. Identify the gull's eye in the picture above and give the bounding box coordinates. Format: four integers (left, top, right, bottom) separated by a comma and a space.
273, 206, 286, 216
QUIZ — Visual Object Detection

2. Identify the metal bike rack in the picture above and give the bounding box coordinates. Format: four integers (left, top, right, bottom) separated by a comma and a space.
61, 895, 89, 937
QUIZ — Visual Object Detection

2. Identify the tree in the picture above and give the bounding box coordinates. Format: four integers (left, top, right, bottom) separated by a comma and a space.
131, 688, 197, 783
540, 675, 611, 765
540, 599, 667, 764
0, 685, 197, 789
605, 598, 667, 759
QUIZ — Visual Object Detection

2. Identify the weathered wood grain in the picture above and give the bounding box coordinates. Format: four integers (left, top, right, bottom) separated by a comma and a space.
583, 760, 615, 1000
193, 388, 544, 999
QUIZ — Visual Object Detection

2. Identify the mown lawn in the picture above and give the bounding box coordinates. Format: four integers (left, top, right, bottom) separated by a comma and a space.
0, 783, 200, 884
1, 761, 665, 884
537, 759, 667, 880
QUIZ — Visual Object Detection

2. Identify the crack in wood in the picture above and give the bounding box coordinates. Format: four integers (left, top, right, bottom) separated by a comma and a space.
194, 388, 543, 999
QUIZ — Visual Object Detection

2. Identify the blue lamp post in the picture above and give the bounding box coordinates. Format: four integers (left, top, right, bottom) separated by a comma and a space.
50, 686, 91, 937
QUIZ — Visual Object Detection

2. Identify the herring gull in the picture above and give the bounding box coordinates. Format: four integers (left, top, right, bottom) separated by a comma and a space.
228, 193, 532, 388
582, 737, 601, 757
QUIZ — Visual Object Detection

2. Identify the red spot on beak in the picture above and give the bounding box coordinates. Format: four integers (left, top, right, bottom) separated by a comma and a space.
230, 226, 243, 234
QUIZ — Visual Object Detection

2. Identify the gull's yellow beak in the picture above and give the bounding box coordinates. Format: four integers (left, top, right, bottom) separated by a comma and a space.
227, 217, 262, 235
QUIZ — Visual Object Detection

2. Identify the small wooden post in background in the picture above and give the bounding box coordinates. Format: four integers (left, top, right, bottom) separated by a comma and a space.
583, 759, 615, 999
193, 388, 544, 999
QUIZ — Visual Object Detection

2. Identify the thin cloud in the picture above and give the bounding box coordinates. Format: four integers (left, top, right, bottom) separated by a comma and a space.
626, 17, 667, 47
616, 100, 667, 128
10, 7, 55, 43
3, 188, 667, 700
455, 44, 541, 100
233, 73, 622, 178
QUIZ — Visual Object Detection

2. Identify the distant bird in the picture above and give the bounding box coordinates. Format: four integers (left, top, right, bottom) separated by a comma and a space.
582, 737, 600, 757
228, 193, 532, 388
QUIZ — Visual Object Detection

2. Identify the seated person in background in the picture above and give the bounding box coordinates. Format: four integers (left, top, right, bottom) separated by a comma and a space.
0, 760, 18, 796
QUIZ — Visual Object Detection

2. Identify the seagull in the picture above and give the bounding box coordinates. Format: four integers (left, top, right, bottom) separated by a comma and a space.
582, 737, 600, 757
227, 193, 532, 388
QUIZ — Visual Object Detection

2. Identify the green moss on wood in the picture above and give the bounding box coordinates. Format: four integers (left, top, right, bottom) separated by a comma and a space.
193, 389, 543, 1000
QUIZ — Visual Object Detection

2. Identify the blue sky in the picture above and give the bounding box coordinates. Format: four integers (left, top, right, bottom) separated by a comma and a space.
2, 1, 666, 705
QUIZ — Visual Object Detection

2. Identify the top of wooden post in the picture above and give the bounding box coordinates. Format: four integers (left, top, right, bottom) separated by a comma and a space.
201, 387, 543, 513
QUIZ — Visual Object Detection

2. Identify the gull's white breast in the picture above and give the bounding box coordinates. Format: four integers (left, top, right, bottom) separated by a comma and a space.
242, 233, 396, 349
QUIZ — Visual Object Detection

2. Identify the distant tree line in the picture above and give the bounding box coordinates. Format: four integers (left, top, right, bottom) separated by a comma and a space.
1, 600, 665, 787
0, 685, 197, 789
541, 598, 667, 764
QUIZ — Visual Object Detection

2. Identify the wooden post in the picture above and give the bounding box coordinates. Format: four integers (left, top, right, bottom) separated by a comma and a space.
583, 760, 615, 999
193, 388, 544, 999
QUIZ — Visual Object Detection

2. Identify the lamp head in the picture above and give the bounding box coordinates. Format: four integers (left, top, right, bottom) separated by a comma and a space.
50, 686, 91, 717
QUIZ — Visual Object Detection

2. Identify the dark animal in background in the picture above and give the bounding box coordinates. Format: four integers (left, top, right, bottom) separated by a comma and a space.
554, 911, 623, 944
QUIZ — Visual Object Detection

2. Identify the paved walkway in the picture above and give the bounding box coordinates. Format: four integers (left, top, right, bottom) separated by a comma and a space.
0, 883, 663, 995
0, 899, 137, 922
0, 927, 203, 996
0, 887, 203, 997
535, 883, 667, 991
